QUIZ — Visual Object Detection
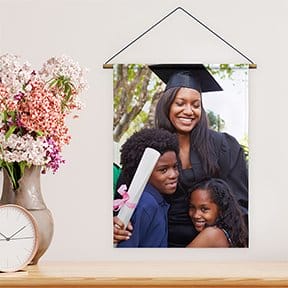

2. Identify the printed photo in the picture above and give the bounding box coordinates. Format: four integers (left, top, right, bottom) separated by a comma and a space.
113, 64, 249, 248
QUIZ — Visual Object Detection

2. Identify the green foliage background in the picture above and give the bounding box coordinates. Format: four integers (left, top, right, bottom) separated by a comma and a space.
113, 64, 249, 163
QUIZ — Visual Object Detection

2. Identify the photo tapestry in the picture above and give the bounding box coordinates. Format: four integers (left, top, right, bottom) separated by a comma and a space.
113, 64, 249, 248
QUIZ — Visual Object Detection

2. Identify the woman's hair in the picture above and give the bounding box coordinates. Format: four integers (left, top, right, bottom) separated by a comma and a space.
154, 87, 219, 176
120, 128, 179, 187
190, 178, 248, 247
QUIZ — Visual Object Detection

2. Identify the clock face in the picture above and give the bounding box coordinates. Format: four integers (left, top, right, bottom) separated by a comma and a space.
0, 204, 39, 272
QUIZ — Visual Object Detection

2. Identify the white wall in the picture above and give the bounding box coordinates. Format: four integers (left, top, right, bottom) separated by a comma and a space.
0, 0, 287, 261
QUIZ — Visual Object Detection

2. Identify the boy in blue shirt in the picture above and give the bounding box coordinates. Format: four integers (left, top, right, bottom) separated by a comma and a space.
115, 128, 179, 247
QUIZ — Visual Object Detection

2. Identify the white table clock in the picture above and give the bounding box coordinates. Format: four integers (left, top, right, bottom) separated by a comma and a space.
0, 204, 39, 272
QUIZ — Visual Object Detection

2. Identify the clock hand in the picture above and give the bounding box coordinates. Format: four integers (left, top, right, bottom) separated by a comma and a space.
0, 231, 9, 240
8, 225, 26, 240
10, 236, 34, 240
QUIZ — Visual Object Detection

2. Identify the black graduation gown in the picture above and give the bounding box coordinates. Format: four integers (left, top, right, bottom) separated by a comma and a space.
165, 129, 248, 247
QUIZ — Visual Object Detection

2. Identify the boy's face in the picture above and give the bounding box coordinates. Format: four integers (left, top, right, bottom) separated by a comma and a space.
149, 151, 179, 195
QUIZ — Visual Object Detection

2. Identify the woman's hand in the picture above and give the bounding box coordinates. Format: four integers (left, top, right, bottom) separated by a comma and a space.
113, 216, 133, 244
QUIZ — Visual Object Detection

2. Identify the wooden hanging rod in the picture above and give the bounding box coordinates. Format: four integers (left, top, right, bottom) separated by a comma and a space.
249, 64, 257, 69
103, 64, 113, 69
103, 63, 257, 69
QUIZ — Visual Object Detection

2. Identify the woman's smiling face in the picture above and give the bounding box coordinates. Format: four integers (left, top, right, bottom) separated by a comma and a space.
169, 87, 201, 134
188, 188, 219, 232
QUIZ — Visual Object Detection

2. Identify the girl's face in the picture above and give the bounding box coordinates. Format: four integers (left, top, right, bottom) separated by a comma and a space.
169, 87, 202, 134
188, 188, 219, 232
149, 151, 179, 195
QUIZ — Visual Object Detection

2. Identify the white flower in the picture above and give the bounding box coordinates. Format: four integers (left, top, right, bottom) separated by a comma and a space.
0, 133, 47, 165
0, 53, 33, 96
0, 53, 87, 186
39, 55, 88, 93
25, 83, 32, 92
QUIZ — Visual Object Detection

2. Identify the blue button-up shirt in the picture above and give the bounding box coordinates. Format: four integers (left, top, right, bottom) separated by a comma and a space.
118, 183, 170, 247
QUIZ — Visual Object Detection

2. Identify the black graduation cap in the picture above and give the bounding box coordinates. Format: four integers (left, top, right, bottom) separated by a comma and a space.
149, 64, 223, 93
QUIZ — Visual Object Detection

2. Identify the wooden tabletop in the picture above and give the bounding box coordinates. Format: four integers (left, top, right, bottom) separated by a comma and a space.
1, 261, 288, 287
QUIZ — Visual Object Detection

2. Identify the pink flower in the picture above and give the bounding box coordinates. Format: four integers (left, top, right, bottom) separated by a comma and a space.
0, 53, 87, 183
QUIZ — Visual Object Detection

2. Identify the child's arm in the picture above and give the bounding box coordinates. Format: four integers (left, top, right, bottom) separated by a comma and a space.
186, 226, 229, 248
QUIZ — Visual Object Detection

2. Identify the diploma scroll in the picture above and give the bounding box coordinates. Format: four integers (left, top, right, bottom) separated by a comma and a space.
117, 147, 160, 229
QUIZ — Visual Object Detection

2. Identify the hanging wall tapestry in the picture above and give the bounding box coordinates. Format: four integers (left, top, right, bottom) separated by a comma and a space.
113, 63, 249, 248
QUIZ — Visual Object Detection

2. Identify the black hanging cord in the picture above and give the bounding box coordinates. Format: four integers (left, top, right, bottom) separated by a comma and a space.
177, 7, 255, 64
104, 6, 256, 66
104, 7, 181, 65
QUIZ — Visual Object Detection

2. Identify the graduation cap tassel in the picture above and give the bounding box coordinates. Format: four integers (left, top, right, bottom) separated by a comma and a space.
103, 6, 257, 69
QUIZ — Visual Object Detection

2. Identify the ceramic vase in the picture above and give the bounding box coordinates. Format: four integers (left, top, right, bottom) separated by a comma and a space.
0, 165, 54, 264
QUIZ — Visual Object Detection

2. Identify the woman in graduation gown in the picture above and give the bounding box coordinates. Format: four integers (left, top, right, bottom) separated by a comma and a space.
114, 64, 248, 247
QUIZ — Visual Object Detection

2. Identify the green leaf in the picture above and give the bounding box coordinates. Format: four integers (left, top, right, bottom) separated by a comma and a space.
5, 125, 17, 140
4, 162, 18, 189
8, 110, 16, 122
3, 110, 8, 123
64, 83, 72, 95
48, 79, 58, 88
36, 130, 44, 137
19, 161, 27, 179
